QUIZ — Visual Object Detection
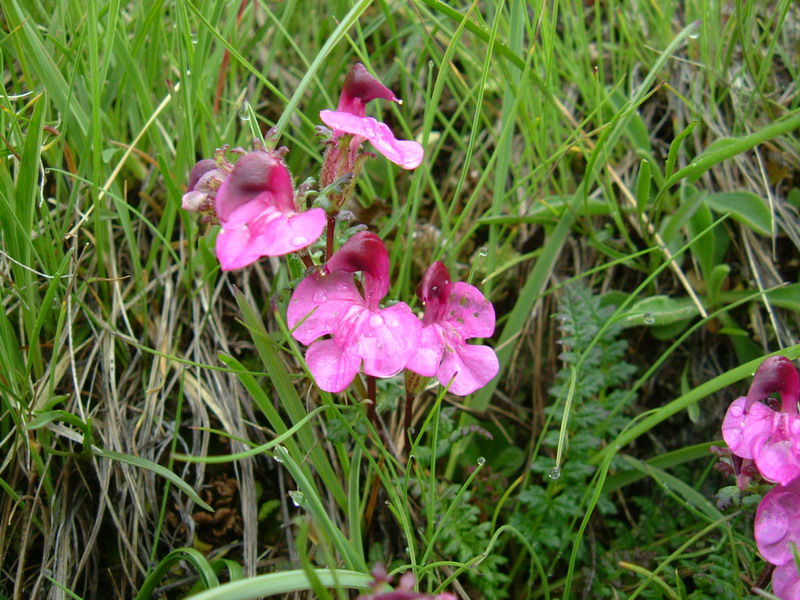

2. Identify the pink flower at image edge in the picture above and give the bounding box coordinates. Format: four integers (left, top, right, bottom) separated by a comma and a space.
721, 356, 800, 486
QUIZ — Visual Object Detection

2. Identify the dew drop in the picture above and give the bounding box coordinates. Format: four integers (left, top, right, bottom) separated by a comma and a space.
688, 31, 700, 39
239, 100, 251, 121
289, 490, 305, 507
190, 32, 198, 44
479, 247, 488, 257
473, 311, 480, 318
477, 457, 486, 466
272, 454, 283, 463
369, 314, 384, 327
291, 235, 308, 246
643, 312, 655, 325
548, 466, 561, 480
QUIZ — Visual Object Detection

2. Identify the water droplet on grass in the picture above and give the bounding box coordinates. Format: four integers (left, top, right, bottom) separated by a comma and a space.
239, 100, 250, 121
643, 312, 655, 325
479, 247, 488, 257
289, 490, 305, 507
548, 467, 561, 480
191, 32, 198, 44
477, 457, 486, 466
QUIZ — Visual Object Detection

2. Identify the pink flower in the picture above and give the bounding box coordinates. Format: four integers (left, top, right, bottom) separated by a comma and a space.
755, 477, 800, 566
357, 565, 457, 600
213, 151, 326, 270
405, 261, 499, 396
721, 356, 800, 485
287, 232, 421, 393
320, 63, 423, 170
773, 560, 800, 600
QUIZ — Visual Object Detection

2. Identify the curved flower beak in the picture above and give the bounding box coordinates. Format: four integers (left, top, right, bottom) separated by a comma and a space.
337, 63, 398, 117
325, 231, 390, 306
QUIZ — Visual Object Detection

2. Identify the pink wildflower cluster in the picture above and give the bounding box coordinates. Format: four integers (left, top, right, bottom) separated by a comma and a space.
181, 64, 499, 401
719, 356, 800, 598
287, 234, 498, 395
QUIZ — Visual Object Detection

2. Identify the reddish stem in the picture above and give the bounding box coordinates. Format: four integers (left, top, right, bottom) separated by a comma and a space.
297, 251, 314, 269
325, 212, 337, 261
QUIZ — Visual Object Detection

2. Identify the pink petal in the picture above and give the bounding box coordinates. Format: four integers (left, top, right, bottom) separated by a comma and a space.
773, 561, 800, 600
442, 282, 496, 339
187, 159, 218, 192
216, 204, 325, 270
249, 206, 326, 256
216, 225, 264, 271
337, 63, 398, 117
721, 397, 775, 459
406, 325, 445, 377
747, 356, 800, 414
216, 152, 295, 220
325, 232, 390, 306
753, 415, 800, 485
319, 110, 423, 170
417, 261, 453, 324
437, 342, 499, 396
755, 478, 800, 566
288, 272, 363, 345
354, 304, 421, 378
305, 338, 361, 393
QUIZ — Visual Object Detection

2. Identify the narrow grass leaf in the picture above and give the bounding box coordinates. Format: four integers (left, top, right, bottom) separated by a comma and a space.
92, 447, 213, 511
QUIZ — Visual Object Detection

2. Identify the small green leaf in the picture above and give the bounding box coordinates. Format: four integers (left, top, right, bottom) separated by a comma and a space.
635, 159, 651, 218
665, 120, 698, 180
623, 296, 700, 327
704, 191, 772, 236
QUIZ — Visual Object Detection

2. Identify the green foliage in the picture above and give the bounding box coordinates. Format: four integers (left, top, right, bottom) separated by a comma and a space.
2, 0, 799, 598
512, 284, 636, 580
